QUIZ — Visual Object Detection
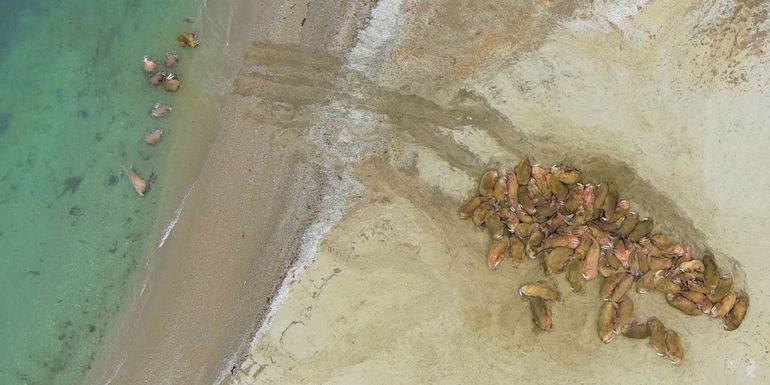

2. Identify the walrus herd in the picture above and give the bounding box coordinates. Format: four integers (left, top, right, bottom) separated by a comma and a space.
460, 158, 748, 366
126, 32, 199, 197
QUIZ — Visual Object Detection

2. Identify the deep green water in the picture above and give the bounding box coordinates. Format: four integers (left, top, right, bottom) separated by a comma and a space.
0, 0, 202, 384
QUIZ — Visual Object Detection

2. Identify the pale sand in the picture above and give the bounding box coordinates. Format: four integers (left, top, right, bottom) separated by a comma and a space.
230, 0, 770, 384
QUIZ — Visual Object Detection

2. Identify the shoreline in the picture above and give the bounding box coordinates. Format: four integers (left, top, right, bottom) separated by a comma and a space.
84, 0, 379, 382
83, 0, 269, 383
241, 171, 361, 357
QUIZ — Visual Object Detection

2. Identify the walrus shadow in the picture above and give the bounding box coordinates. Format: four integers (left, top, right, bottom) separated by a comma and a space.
0, 112, 11, 136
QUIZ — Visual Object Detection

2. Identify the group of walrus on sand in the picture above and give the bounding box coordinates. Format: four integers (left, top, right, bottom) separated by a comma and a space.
126, 32, 199, 197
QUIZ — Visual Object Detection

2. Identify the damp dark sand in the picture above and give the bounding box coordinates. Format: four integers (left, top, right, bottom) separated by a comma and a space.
86, 0, 770, 385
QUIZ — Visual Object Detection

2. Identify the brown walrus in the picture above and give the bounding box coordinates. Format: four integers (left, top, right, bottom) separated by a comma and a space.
176, 33, 199, 48
126, 167, 147, 197
148, 71, 166, 86
164, 51, 179, 67
143, 129, 162, 145
162, 73, 180, 92
142, 56, 158, 73
150, 102, 172, 118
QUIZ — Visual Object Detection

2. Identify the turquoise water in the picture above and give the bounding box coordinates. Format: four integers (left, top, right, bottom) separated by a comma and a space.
0, 0, 203, 384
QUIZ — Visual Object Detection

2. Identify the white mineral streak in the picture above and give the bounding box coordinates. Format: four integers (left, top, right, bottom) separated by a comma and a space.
247, 172, 361, 350
346, 0, 406, 78
561, 0, 650, 41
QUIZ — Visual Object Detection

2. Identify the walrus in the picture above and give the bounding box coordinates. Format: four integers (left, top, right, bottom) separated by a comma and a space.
142, 56, 158, 73
150, 102, 172, 118
126, 167, 147, 197
148, 71, 166, 86
164, 51, 179, 67
162, 73, 180, 92
176, 32, 199, 48
144, 129, 162, 145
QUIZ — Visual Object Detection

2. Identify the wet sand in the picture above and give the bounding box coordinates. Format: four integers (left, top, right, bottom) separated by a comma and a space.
229, 0, 770, 384
88, 0, 770, 384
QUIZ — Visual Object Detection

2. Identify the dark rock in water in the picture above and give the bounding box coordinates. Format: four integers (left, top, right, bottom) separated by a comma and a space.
108, 173, 119, 186
0, 112, 10, 135
69, 206, 84, 217
57, 176, 84, 197
63, 176, 83, 194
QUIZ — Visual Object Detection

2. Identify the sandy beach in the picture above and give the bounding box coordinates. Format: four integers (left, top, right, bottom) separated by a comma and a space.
228, 0, 770, 384
88, 0, 770, 384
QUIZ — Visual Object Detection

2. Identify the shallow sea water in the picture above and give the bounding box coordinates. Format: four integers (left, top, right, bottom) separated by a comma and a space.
0, 0, 203, 384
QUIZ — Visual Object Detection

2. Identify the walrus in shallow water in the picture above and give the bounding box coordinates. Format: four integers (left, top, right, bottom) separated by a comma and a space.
142, 56, 158, 73
148, 71, 166, 86
150, 102, 172, 118
164, 51, 179, 67
144, 128, 162, 145
176, 32, 199, 48
125, 167, 147, 197
162, 73, 180, 92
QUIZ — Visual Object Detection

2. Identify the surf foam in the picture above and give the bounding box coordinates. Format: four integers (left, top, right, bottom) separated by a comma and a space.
250, 171, 360, 347
157, 179, 198, 249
